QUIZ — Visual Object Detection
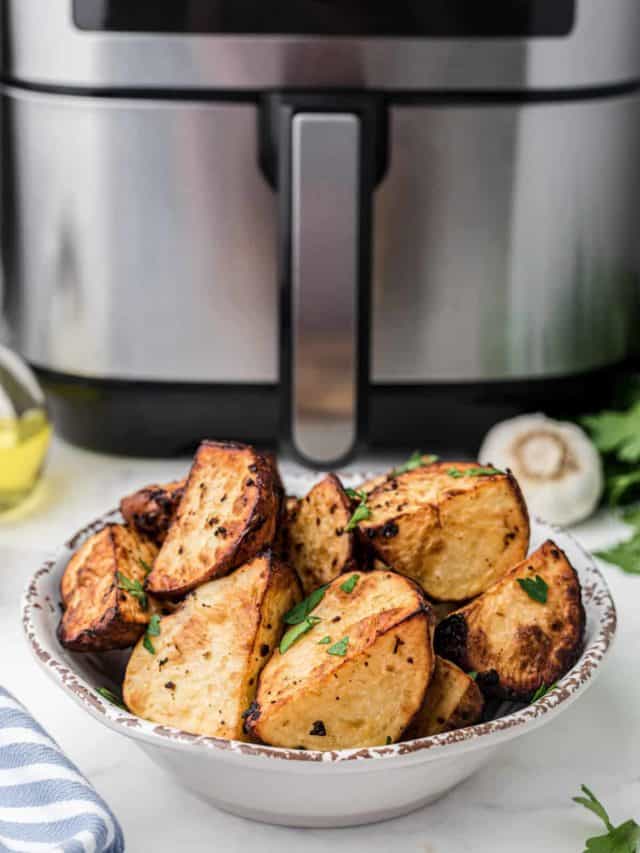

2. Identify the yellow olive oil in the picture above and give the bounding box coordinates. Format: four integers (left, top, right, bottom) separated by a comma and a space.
0, 408, 52, 509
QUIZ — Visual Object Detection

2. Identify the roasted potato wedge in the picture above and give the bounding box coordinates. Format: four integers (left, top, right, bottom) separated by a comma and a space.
405, 657, 484, 739
357, 454, 439, 495
120, 480, 185, 545
146, 441, 281, 598
284, 474, 357, 594
58, 524, 159, 652
123, 551, 301, 739
246, 570, 435, 751
434, 540, 585, 700
357, 461, 529, 601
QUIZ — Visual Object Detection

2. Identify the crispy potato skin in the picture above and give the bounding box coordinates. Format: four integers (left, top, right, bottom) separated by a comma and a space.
435, 540, 585, 700
123, 552, 301, 739
120, 480, 185, 545
247, 570, 435, 750
358, 461, 530, 601
284, 474, 357, 594
146, 441, 281, 598
405, 657, 484, 739
357, 456, 439, 495
58, 525, 159, 652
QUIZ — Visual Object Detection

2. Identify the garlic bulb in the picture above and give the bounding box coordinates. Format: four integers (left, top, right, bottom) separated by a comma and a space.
478, 414, 603, 526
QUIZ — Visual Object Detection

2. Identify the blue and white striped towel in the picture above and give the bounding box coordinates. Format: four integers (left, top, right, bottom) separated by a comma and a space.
0, 688, 124, 853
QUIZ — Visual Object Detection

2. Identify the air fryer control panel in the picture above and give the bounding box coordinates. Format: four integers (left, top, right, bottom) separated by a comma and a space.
73, 0, 575, 37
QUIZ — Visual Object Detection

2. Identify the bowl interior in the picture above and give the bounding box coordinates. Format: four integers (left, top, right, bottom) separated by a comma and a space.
23, 472, 617, 763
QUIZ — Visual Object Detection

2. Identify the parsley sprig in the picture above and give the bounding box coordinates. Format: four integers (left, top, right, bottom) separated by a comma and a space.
596, 506, 640, 575
391, 451, 439, 477
517, 575, 549, 604
448, 466, 503, 479
345, 489, 371, 531
582, 386, 640, 507
96, 687, 127, 710
139, 558, 153, 576
143, 614, 161, 655
327, 637, 349, 657
284, 586, 327, 625
574, 785, 639, 853
280, 617, 321, 653
117, 572, 148, 610
531, 682, 556, 703
340, 574, 360, 594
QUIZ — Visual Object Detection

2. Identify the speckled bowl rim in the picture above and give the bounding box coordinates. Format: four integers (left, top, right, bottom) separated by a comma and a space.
22, 493, 616, 765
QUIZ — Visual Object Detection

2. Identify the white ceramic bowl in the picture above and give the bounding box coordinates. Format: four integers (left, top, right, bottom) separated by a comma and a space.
23, 478, 616, 828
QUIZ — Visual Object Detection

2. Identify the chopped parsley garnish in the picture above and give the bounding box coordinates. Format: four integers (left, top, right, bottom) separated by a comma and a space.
340, 574, 360, 594
280, 617, 321, 654
283, 586, 328, 625
117, 572, 148, 610
517, 574, 549, 604
143, 614, 161, 655
385, 736, 392, 745
391, 451, 439, 477
345, 490, 371, 531
448, 466, 503, 479
327, 637, 349, 657
530, 682, 556, 703
138, 558, 152, 576
468, 671, 478, 681
318, 636, 331, 645
96, 687, 127, 710
573, 785, 639, 853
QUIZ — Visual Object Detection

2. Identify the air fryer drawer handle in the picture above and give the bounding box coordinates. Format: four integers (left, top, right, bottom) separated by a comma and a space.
290, 112, 360, 464
260, 94, 387, 468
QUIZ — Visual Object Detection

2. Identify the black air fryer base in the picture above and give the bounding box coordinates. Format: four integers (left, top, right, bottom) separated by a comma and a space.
36, 364, 632, 461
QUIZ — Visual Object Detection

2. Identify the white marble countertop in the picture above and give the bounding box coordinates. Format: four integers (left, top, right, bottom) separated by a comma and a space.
2, 437, 639, 852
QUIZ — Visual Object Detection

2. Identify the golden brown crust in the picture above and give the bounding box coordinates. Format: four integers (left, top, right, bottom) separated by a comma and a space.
145, 441, 281, 598
434, 540, 585, 700
247, 570, 435, 750
120, 480, 185, 545
357, 461, 530, 601
58, 525, 159, 652
404, 657, 484, 739
123, 551, 301, 739
283, 474, 357, 594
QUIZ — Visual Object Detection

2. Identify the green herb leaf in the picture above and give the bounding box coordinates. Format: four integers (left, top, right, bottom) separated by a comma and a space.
96, 687, 127, 710
346, 502, 372, 531
607, 470, 640, 507
280, 616, 321, 654
283, 586, 328, 625
573, 785, 640, 853
582, 403, 640, 464
327, 637, 349, 657
340, 574, 360, 594
530, 682, 556, 703
385, 736, 392, 745
391, 452, 439, 477
596, 536, 640, 576
448, 468, 465, 479
318, 636, 331, 645
468, 671, 478, 681
517, 575, 548, 604
139, 558, 153, 576
622, 505, 640, 530
143, 613, 161, 655
117, 572, 148, 610
345, 488, 368, 502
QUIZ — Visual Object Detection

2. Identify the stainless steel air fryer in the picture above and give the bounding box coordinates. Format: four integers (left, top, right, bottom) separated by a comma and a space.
2, 1, 640, 465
